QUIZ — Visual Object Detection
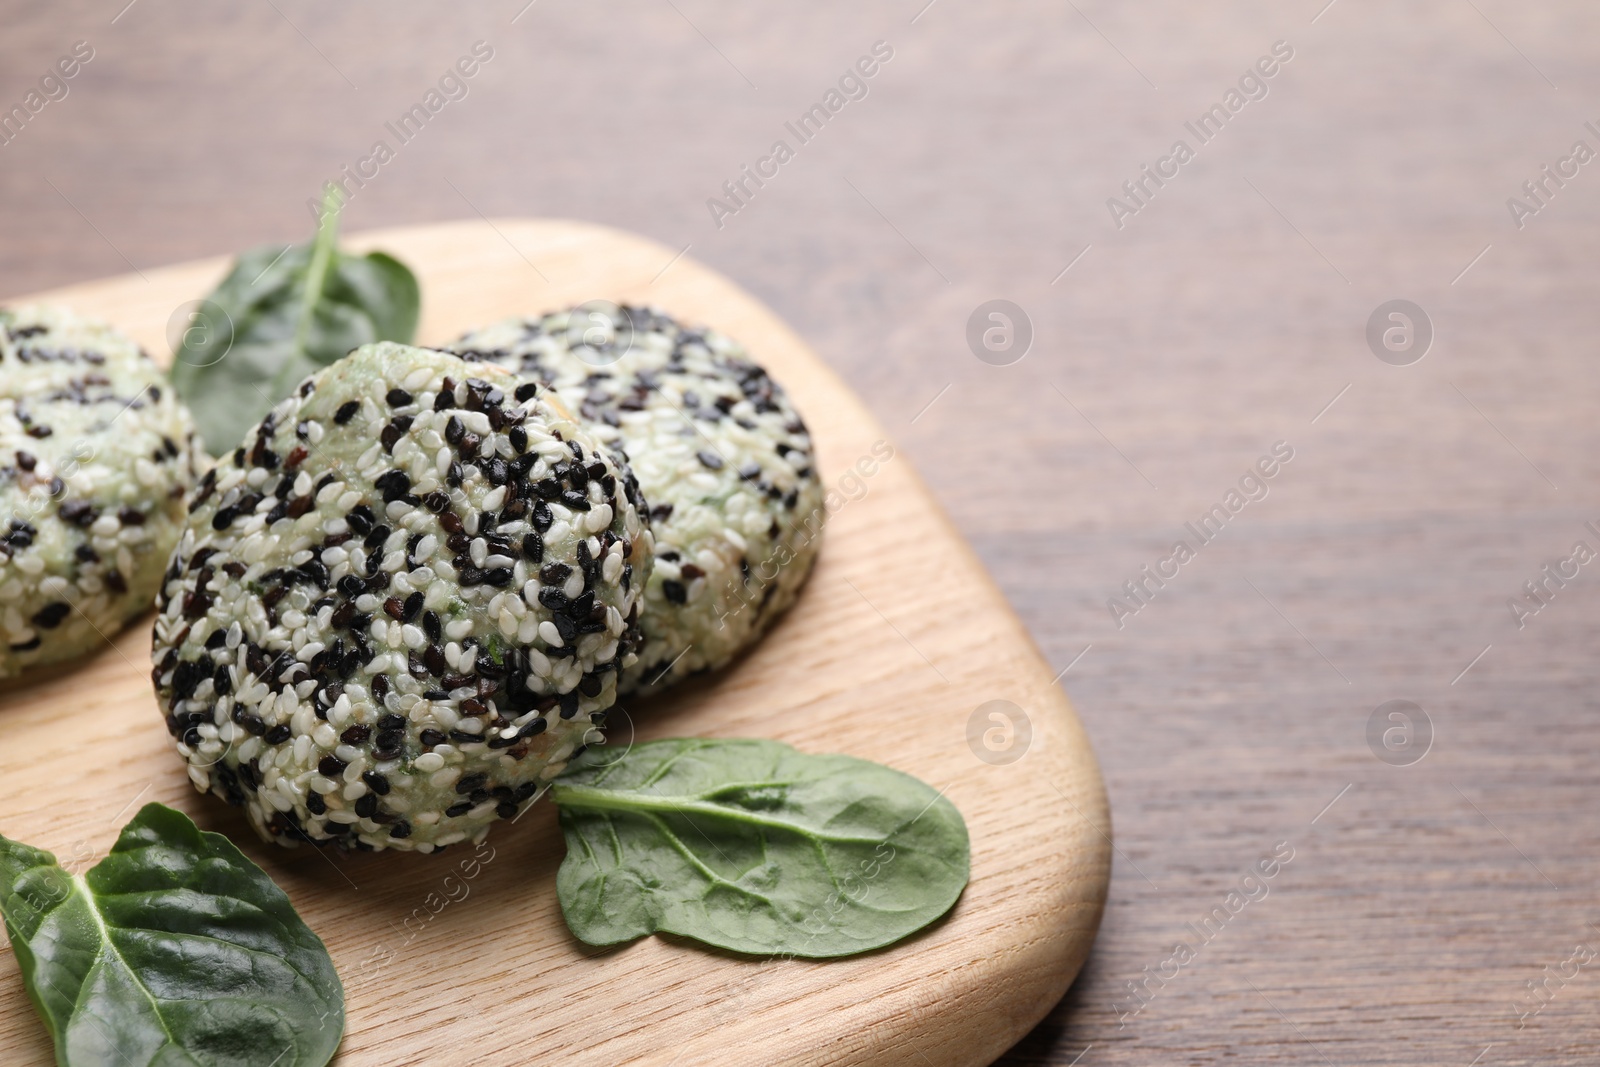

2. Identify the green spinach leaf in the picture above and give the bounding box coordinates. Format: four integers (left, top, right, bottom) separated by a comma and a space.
0, 804, 344, 1067
169, 185, 420, 454
551, 739, 969, 958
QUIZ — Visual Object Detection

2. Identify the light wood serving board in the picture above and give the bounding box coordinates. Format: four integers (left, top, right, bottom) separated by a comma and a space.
0, 220, 1109, 1067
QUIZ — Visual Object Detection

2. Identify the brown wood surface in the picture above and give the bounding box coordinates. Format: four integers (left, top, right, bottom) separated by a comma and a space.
0, 220, 1111, 1066
3, 2, 1600, 1064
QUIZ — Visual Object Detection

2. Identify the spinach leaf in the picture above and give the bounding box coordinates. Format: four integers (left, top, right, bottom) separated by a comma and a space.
169, 185, 420, 454
551, 739, 969, 958
0, 804, 344, 1067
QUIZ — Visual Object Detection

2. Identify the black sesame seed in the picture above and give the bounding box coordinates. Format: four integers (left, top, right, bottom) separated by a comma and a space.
419, 728, 446, 748
59, 500, 96, 526
306, 791, 327, 815
355, 794, 379, 818
334, 400, 360, 424
662, 580, 687, 604
697, 450, 724, 470
318, 755, 347, 778
340, 724, 371, 745
380, 419, 408, 451
31, 602, 70, 629
402, 591, 423, 622
374, 470, 412, 503
265, 724, 293, 745
389, 820, 412, 838
386, 388, 413, 408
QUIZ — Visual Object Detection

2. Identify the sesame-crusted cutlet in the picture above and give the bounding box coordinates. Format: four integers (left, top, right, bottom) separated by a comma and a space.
450, 307, 824, 695
0, 304, 205, 679
152, 342, 653, 852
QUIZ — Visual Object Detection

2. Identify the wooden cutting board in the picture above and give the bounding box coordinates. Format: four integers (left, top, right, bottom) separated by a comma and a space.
0, 220, 1109, 1067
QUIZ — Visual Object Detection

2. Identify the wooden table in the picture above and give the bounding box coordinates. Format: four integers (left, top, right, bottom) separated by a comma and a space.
4, 2, 1599, 1063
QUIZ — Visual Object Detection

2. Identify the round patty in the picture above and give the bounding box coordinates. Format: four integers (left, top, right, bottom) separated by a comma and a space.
0, 305, 204, 679
450, 305, 824, 694
152, 343, 653, 853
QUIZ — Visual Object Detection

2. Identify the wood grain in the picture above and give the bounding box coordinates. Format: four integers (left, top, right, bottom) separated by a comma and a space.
0, 220, 1111, 1067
